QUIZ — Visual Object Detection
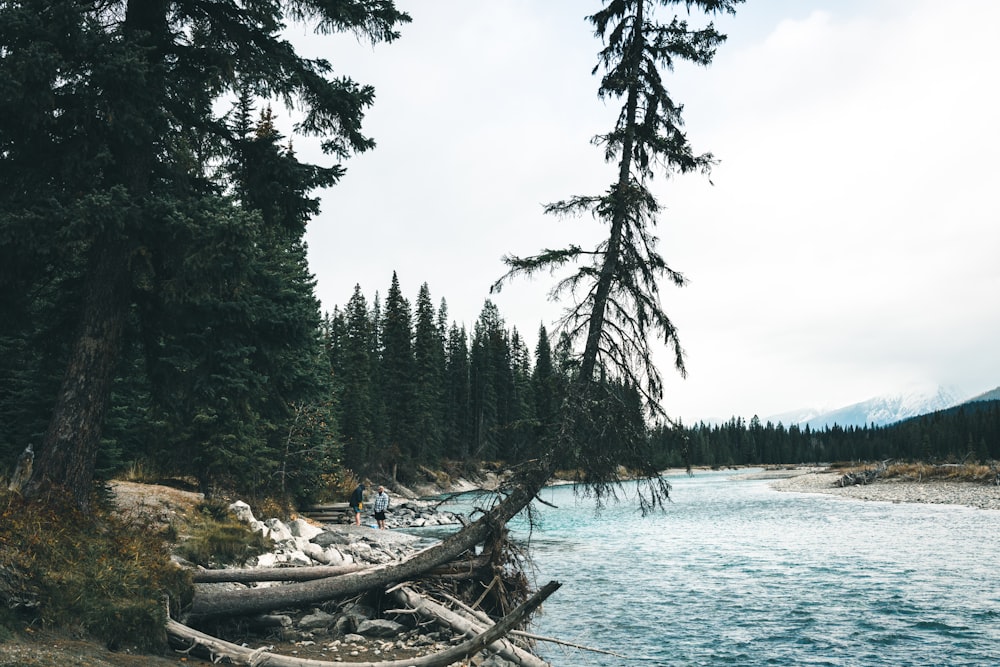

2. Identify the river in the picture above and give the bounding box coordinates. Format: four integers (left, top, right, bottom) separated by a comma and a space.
441, 469, 1000, 666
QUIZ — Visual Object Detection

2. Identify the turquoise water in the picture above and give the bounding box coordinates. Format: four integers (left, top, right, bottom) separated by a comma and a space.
444, 470, 1000, 666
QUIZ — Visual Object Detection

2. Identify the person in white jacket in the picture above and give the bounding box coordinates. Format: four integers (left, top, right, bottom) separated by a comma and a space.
372, 485, 390, 529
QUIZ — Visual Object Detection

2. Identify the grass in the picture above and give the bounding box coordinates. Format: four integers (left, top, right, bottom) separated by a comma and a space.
881, 461, 998, 483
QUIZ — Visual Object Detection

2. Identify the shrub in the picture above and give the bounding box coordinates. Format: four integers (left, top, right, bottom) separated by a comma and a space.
0, 491, 192, 652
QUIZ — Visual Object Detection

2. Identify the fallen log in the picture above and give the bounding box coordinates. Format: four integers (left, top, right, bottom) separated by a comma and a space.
190, 554, 491, 584
169, 580, 560, 667
390, 585, 549, 667
192, 564, 364, 583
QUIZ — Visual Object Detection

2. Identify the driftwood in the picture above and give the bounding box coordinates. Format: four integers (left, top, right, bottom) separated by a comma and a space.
390, 585, 549, 667
188, 461, 555, 618
169, 580, 560, 667
191, 554, 491, 584
192, 564, 365, 583
425, 589, 625, 659
837, 459, 891, 487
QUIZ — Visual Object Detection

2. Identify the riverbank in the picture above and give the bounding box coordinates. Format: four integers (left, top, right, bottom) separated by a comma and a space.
765, 467, 1000, 510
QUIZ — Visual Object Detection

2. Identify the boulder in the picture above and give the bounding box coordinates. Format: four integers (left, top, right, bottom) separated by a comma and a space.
311, 531, 349, 548
263, 518, 293, 542
289, 518, 323, 540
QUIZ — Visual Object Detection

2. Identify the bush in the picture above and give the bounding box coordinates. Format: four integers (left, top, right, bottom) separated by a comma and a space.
0, 491, 192, 652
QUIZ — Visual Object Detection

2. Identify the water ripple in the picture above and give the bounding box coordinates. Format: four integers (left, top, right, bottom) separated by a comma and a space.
496, 470, 1000, 667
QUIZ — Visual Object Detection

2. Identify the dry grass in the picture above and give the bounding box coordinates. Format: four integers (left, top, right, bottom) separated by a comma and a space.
882, 462, 997, 483
0, 490, 192, 653
836, 461, 998, 484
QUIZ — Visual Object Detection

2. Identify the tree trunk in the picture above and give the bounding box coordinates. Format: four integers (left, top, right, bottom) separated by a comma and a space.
190, 554, 489, 584
23, 0, 164, 511
23, 242, 130, 509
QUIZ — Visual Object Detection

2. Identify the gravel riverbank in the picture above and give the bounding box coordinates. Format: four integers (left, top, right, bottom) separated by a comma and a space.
765, 468, 1000, 510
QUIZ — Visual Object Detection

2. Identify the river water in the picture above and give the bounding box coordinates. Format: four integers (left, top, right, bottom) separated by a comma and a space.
441, 470, 1000, 666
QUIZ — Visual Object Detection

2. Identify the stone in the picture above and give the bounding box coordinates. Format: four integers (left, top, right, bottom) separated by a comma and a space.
284, 550, 313, 567
263, 518, 293, 542
311, 530, 350, 548
254, 553, 279, 568
357, 619, 407, 638
289, 518, 323, 540
300, 609, 337, 630
321, 547, 346, 565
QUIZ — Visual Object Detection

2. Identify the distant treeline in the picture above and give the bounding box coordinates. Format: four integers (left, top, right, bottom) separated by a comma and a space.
650, 400, 1000, 469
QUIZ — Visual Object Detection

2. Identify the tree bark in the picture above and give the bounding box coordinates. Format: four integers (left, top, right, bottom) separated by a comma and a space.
23, 0, 165, 511
23, 242, 130, 509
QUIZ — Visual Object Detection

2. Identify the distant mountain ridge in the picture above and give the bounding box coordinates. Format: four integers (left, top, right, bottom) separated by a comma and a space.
967, 386, 1000, 403
769, 383, 997, 430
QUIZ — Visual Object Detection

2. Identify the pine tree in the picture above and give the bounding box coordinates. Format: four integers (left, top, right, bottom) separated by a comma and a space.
380, 273, 416, 473
470, 302, 506, 459
412, 284, 445, 462
338, 286, 376, 471
531, 325, 562, 454
492, 0, 741, 511
443, 323, 472, 460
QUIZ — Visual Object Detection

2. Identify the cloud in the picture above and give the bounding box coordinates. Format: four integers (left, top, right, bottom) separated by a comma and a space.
302, 1, 1000, 421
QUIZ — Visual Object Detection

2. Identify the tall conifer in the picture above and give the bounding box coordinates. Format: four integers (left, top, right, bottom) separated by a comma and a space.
380, 273, 416, 472
493, 0, 741, 511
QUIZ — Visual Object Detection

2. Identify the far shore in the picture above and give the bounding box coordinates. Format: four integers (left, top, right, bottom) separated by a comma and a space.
757, 467, 1000, 511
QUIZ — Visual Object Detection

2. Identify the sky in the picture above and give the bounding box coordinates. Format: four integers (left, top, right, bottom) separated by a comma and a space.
292, 0, 1000, 424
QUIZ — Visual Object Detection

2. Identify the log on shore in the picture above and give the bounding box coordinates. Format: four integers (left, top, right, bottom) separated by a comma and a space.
192, 564, 365, 583
190, 554, 491, 584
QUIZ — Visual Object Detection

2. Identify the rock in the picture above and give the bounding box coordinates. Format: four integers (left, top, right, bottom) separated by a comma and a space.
357, 619, 407, 638
249, 614, 292, 629
263, 518, 293, 542
283, 550, 313, 567
311, 531, 349, 548
289, 518, 323, 540
299, 609, 337, 630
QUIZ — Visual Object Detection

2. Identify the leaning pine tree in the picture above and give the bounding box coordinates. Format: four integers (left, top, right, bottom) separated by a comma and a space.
494, 0, 743, 512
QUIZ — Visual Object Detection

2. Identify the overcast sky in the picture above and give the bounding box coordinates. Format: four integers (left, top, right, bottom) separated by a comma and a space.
295, 0, 1000, 423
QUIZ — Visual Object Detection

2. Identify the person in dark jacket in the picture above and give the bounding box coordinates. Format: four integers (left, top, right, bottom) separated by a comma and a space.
348, 483, 365, 526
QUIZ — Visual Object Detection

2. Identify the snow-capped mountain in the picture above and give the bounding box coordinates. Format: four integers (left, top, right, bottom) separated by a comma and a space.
774, 383, 969, 430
